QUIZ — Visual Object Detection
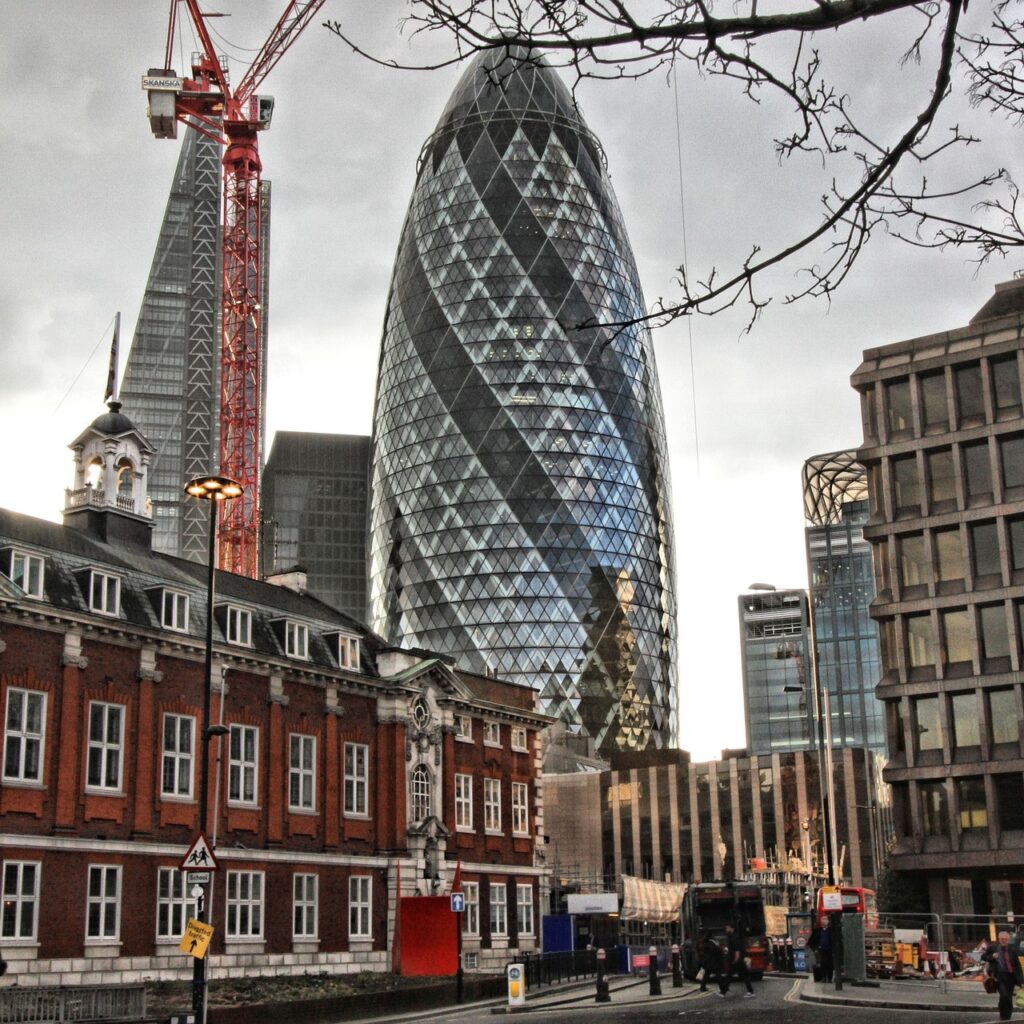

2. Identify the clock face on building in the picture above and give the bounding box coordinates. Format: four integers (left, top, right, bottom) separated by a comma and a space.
412, 698, 430, 730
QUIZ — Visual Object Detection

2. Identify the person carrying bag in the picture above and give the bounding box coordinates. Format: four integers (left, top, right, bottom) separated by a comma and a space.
983, 930, 1024, 1020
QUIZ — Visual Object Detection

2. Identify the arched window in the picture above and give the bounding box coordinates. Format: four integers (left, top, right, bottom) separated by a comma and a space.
85, 458, 103, 489
116, 459, 134, 498
411, 764, 431, 822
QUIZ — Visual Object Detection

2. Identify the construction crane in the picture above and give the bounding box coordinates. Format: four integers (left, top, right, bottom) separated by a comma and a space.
143, 1, 326, 577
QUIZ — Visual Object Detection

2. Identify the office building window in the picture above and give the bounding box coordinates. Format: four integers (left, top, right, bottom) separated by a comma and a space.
227, 871, 263, 938
1010, 518, 1024, 572
914, 696, 943, 751
512, 781, 529, 835
920, 782, 949, 836
293, 873, 318, 939
156, 868, 197, 940
885, 379, 912, 434
87, 702, 123, 791
285, 621, 309, 659
161, 713, 194, 798
161, 590, 189, 632
971, 521, 1002, 580
86, 865, 121, 940
956, 777, 988, 830
951, 692, 981, 748
455, 773, 473, 829
7, 550, 44, 598
990, 689, 1020, 744
484, 778, 502, 832
942, 609, 972, 667
964, 442, 993, 502
1000, 435, 1024, 492
899, 534, 929, 587
927, 449, 957, 506
288, 734, 316, 811
936, 528, 965, 583
980, 604, 1011, 661
517, 884, 535, 936
956, 363, 985, 424
921, 371, 949, 431
490, 884, 507, 936
226, 605, 252, 646
1, 861, 39, 939
349, 875, 372, 938
344, 742, 368, 816
995, 774, 1024, 830
89, 571, 121, 616
906, 614, 936, 669
411, 765, 431, 822
893, 456, 921, 512
992, 356, 1023, 418
3, 688, 45, 783
463, 882, 479, 935
228, 725, 258, 805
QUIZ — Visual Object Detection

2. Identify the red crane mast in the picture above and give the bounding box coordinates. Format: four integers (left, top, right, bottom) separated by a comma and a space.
144, 1, 326, 577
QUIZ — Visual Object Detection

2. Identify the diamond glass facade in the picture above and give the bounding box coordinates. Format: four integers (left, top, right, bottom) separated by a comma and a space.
369, 52, 676, 755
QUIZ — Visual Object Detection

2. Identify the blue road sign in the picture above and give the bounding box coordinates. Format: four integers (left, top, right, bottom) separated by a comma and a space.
450, 892, 465, 913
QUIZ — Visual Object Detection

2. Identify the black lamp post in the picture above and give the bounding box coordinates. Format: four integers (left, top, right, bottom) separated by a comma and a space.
184, 475, 243, 1024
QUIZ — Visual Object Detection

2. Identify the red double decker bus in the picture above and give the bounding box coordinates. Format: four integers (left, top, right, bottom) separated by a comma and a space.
816, 886, 878, 927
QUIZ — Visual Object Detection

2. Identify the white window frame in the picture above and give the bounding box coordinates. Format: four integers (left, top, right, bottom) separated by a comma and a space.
463, 881, 479, 937
156, 867, 197, 940
228, 724, 259, 806
226, 870, 264, 938
161, 713, 194, 799
86, 864, 121, 940
511, 726, 528, 752
484, 777, 501, 833
517, 884, 535, 936
512, 781, 529, 836
7, 549, 44, 599
455, 714, 473, 741
411, 764, 431, 823
89, 570, 121, 616
455, 773, 474, 830
225, 605, 252, 646
289, 733, 316, 811
344, 742, 368, 817
285, 620, 309, 659
338, 635, 360, 669
86, 701, 124, 792
1, 860, 40, 940
293, 873, 318, 939
3, 687, 46, 784
483, 720, 501, 747
349, 875, 372, 939
490, 883, 507, 936
161, 589, 190, 632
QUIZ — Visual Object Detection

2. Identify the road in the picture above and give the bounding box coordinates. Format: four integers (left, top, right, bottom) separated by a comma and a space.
372, 977, 1008, 1024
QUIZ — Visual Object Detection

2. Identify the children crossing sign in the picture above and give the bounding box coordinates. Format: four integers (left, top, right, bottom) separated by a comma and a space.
180, 918, 214, 959
180, 833, 218, 872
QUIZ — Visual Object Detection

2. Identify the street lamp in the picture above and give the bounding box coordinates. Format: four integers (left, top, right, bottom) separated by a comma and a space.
184, 475, 243, 1024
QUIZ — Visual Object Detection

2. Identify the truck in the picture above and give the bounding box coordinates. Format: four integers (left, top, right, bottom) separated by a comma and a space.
680, 881, 770, 980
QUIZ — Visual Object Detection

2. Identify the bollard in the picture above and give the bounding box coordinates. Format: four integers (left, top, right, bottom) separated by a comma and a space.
595, 948, 611, 1003
649, 945, 662, 996
671, 944, 683, 988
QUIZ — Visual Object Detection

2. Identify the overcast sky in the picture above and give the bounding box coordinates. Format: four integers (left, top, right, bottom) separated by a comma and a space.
1, 2, 1018, 759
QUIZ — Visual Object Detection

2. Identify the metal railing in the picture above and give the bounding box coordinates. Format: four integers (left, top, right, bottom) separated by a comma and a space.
513, 948, 601, 989
0, 984, 146, 1023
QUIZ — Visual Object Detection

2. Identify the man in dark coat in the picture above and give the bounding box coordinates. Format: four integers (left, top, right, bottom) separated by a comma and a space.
717, 922, 755, 998
698, 930, 721, 993
983, 930, 1024, 1021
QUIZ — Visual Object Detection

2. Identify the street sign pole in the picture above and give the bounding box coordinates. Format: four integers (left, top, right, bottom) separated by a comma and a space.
451, 891, 464, 1004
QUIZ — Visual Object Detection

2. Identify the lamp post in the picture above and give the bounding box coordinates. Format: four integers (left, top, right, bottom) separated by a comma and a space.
184, 475, 243, 1024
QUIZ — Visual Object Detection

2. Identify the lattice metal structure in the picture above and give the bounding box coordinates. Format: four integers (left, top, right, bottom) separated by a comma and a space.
369, 51, 677, 756
802, 449, 869, 526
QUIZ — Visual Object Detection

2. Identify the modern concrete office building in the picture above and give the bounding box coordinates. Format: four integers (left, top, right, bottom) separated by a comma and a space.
369, 50, 676, 756
262, 432, 371, 621
852, 275, 1024, 914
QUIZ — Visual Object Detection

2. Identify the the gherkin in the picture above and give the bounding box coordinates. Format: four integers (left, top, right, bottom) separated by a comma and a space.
369, 51, 677, 754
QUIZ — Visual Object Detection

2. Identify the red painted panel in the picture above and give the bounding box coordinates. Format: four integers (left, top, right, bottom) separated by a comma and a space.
399, 896, 457, 976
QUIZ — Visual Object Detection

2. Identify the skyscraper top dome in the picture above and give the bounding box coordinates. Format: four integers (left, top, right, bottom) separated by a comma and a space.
370, 48, 677, 755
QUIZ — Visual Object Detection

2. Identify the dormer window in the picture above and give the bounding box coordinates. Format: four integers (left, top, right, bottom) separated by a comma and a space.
285, 621, 309, 660
89, 570, 121, 616
161, 590, 190, 632
4, 549, 44, 599
225, 605, 252, 646
337, 635, 360, 670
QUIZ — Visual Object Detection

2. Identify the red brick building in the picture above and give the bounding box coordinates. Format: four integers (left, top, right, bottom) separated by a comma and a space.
0, 404, 549, 985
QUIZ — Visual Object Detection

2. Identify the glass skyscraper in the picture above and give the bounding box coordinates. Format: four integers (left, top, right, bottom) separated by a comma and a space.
369, 50, 677, 755
262, 431, 370, 621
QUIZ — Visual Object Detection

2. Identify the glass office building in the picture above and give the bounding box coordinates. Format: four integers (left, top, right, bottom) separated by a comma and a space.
369, 50, 677, 755
262, 431, 370, 621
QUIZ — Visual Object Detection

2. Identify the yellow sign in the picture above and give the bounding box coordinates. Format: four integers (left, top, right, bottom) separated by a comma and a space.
180, 918, 214, 959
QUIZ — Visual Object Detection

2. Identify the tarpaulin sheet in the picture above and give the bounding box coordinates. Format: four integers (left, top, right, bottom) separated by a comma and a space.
621, 875, 687, 923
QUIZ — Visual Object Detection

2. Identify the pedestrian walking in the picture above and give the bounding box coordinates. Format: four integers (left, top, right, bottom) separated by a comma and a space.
698, 930, 721, 993
808, 923, 834, 983
717, 922, 755, 999
983, 930, 1024, 1021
